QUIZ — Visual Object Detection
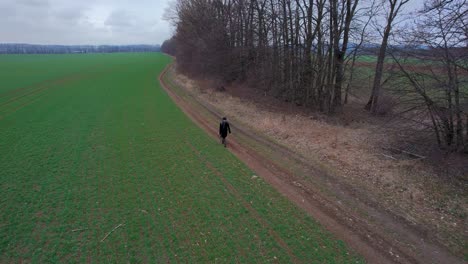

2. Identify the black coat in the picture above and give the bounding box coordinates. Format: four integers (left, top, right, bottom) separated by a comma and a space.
219, 121, 231, 138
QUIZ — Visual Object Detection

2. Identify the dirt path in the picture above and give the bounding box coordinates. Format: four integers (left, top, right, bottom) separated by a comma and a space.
158, 64, 463, 264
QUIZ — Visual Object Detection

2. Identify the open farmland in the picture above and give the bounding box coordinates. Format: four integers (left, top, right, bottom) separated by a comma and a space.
0, 53, 363, 262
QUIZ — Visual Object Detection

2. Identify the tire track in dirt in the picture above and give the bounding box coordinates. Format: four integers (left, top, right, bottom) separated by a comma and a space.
159, 65, 395, 263
159, 63, 465, 264
185, 140, 301, 263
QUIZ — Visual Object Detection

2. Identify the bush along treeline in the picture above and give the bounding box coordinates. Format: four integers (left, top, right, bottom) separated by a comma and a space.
165, 0, 467, 152
0, 44, 161, 54
161, 38, 177, 56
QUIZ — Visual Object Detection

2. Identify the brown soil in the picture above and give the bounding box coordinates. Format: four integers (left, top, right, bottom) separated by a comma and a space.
174, 66, 467, 252
159, 64, 465, 263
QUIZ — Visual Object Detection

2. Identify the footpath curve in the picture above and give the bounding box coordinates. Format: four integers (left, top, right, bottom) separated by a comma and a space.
158, 63, 463, 264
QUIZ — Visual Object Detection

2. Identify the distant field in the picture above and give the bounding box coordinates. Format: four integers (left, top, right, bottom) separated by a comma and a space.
0, 53, 363, 262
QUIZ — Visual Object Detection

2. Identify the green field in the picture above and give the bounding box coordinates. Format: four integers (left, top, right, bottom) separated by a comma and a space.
0, 53, 363, 262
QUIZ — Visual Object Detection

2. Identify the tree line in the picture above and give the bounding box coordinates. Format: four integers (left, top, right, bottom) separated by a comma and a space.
164, 0, 467, 151
0, 44, 161, 54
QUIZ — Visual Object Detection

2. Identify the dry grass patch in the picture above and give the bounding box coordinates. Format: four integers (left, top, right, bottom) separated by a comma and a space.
172, 69, 467, 256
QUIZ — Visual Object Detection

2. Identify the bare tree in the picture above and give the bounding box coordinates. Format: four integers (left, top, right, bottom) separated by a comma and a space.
344, 0, 380, 103
169, 0, 381, 114
331, 0, 360, 112
365, 0, 410, 113
392, 0, 468, 151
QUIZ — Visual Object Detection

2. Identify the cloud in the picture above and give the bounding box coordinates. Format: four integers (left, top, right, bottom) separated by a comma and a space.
105, 10, 135, 28
54, 7, 87, 23
16, 0, 50, 7
0, 0, 173, 45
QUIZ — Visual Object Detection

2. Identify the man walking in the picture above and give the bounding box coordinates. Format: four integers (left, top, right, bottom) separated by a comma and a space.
219, 117, 231, 147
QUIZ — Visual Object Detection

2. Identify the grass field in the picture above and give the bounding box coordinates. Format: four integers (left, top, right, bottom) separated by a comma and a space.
0, 53, 363, 262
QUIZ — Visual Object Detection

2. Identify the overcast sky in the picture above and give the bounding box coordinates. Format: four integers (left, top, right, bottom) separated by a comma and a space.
0, 0, 173, 45
0, 0, 425, 45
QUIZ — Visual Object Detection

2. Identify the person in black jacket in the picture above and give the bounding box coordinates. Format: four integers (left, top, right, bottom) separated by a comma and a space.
219, 117, 231, 147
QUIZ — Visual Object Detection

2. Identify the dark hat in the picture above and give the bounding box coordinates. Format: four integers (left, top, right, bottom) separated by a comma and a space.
222, 117, 227, 120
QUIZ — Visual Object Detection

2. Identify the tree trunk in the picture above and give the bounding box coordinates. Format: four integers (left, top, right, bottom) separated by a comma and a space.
365, 0, 408, 113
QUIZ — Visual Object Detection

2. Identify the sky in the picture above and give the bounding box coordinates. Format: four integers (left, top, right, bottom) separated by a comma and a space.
0, 0, 425, 46
0, 0, 173, 45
